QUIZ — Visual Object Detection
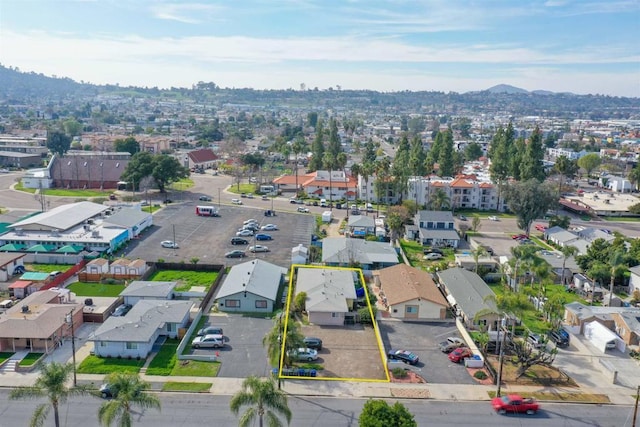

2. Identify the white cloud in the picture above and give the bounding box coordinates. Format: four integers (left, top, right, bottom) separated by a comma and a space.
149, 2, 225, 24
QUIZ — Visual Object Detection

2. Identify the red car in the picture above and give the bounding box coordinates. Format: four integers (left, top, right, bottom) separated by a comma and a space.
491, 394, 540, 415
535, 224, 547, 232
448, 347, 473, 363
511, 234, 528, 240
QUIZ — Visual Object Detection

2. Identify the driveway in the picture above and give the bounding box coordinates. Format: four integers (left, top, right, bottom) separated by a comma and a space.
191, 313, 274, 378
378, 320, 477, 384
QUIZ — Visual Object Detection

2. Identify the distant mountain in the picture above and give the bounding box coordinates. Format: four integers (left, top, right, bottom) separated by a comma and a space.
0, 64, 98, 100
485, 84, 530, 94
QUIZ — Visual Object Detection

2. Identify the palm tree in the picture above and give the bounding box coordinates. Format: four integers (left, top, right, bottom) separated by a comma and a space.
97, 372, 161, 427
472, 246, 487, 274
350, 162, 361, 207
560, 245, 578, 286
263, 314, 304, 368
10, 361, 90, 427
291, 136, 306, 196
322, 152, 335, 211
608, 250, 627, 306
428, 188, 450, 211
230, 376, 292, 427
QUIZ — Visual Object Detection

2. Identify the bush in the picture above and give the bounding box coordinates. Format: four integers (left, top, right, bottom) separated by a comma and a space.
358, 306, 377, 325
474, 370, 488, 380
391, 367, 408, 378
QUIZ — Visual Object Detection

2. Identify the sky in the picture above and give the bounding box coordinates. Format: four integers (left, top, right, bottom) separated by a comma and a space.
0, 0, 638, 97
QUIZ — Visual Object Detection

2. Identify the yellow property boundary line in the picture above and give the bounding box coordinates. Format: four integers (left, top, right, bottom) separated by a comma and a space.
277, 264, 390, 383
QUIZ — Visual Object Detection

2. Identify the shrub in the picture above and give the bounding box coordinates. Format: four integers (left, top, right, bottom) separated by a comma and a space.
358, 306, 377, 325
392, 367, 408, 378
474, 370, 488, 380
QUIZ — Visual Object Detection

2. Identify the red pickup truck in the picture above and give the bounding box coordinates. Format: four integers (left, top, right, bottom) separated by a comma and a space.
491, 394, 540, 415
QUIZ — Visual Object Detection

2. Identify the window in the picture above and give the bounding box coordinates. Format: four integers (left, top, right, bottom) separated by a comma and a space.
406, 306, 417, 314
226, 299, 240, 308
255, 300, 267, 309
167, 323, 174, 332
126, 342, 138, 350
100, 341, 107, 347
331, 312, 339, 317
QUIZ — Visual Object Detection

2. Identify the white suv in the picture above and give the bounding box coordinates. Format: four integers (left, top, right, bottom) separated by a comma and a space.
192, 334, 225, 349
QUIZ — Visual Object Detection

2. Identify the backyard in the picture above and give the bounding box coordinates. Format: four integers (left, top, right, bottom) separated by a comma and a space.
399, 239, 455, 270
66, 282, 126, 297
147, 270, 218, 292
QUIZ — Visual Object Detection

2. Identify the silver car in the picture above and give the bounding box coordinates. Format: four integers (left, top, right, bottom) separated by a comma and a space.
289, 347, 318, 361
192, 334, 225, 349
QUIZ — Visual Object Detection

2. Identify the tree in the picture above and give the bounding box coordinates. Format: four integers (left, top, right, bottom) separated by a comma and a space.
230, 376, 292, 427
97, 372, 161, 427
437, 129, 455, 177
308, 119, 324, 172
359, 399, 416, 427
472, 246, 488, 274
560, 245, 579, 286
10, 362, 91, 427
408, 135, 426, 176
504, 179, 558, 235
628, 163, 640, 191
293, 292, 306, 313
509, 339, 557, 378
552, 155, 579, 197
519, 126, 546, 182
464, 142, 483, 162
488, 124, 514, 210
428, 188, 450, 211
386, 205, 409, 244
263, 314, 304, 368
471, 215, 481, 232
47, 130, 72, 187
391, 134, 411, 204
121, 152, 189, 193
113, 136, 140, 155
63, 119, 83, 137
548, 215, 570, 229
578, 153, 602, 177
607, 250, 627, 306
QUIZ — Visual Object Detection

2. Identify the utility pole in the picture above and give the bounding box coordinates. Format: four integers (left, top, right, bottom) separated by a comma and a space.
66, 309, 77, 386
496, 318, 508, 397
632, 384, 639, 427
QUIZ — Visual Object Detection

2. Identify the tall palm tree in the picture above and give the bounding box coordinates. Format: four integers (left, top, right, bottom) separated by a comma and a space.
428, 188, 450, 211
97, 372, 161, 427
291, 136, 306, 196
322, 152, 335, 211
230, 376, 292, 427
350, 162, 361, 207
10, 361, 90, 427
472, 246, 487, 274
608, 250, 627, 306
560, 245, 578, 286
263, 315, 304, 368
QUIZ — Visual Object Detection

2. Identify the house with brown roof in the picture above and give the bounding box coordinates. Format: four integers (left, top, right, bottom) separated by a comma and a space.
186, 148, 218, 170
48, 151, 131, 190
0, 290, 83, 353
374, 264, 449, 320
0, 253, 27, 281
273, 170, 357, 200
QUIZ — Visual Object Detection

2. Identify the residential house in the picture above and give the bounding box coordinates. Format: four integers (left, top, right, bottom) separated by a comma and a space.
296, 268, 357, 326
405, 210, 460, 248
0, 253, 26, 281
8, 280, 37, 299
436, 267, 500, 330
0, 290, 83, 353
544, 226, 580, 248
321, 237, 399, 273
91, 300, 193, 358
628, 265, 640, 296
374, 264, 448, 320
216, 260, 286, 313
109, 258, 130, 276
274, 170, 357, 200
184, 148, 219, 170
564, 302, 639, 349
347, 215, 375, 238
103, 207, 153, 239
85, 258, 109, 275
535, 250, 581, 285
575, 227, 615, 244
119, 281, 177, 306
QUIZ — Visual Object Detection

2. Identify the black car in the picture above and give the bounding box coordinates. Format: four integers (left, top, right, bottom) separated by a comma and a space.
387, 349, 419, 365
303, 337, 323, 350
231, 237, 248, 245
225, 250, 246, 258
548, 330, 569, 347
112, 304, 132, 317
99, 383, 114, 398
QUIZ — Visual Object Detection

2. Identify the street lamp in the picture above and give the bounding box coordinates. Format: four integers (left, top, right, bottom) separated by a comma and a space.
65, 309, 77, 386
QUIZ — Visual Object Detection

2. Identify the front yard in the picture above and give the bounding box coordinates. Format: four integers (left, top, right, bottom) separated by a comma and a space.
77, 355, 146, 374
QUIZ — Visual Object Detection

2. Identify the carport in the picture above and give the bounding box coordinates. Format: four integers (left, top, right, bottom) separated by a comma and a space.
583, 321, 625, 353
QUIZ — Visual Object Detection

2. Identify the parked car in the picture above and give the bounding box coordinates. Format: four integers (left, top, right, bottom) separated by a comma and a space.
198, 196, 212, 201
112, 304, 132, 317
243, 219, 258, 225
261, 224, 278, 231
423, 248, 443, 255
488, 216, 499, 221
439, 337, 466, 353
241, 223, 260, 231
547, 330, 569, 348
288, 347, 318, 361
109, 194, 117, 200
99, 383, 115, 399
289, 198, 303, 204
246, 193, 254, 199
262, 195, 269, 200
458, 215, 467, 221
231, 237, 248, 245
197, 326, 223, 336
161, 240, 179, 249
297, 207, 309, 213
491, 394, 539, 415
424, 252, 443, 260
387, 349, 419, 365
192, 334, 225, 349
605, 340, 617, 350
225, 250, 246, 258
448, 347, 473, 363
527, 333, 545, 349
511, 234, 528, 240
236, 229, 254, 237
303, 337, 323, 350
535, 224, 547, 232
264, 210, 276, 217
249, 245, 269, 253
231, 198, 243, 205
255, 233, 273, 241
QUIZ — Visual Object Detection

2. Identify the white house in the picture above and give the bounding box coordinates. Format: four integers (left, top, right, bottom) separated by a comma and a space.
119, 281, 177, 306
296, 268, 357, 326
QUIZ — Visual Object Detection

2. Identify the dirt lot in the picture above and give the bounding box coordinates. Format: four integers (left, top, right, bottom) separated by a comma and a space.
300, 323, 387, 380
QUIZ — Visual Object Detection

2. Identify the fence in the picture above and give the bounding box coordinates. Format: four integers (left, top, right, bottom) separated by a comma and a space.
41, 259, 87, 291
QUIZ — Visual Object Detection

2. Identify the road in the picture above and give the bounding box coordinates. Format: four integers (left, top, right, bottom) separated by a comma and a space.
0, 390, 634, 426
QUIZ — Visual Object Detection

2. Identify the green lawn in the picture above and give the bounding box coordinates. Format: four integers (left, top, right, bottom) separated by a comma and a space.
146, 340, 179, 376
228, 183, 256, 195
16, 181, 110, 197
26, 264, 71, 274
77, 355, 145, 374
18, 353, 44, 367
66, 282, 126, 297
399, 239, 455, 269
147, 270, 218, 292
0, 352, 14, 364
171, 359, 220, 377
161, 382, 212, 392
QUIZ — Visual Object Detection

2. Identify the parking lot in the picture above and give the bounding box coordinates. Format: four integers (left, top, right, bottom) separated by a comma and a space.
126, 201, 315, 267
190, 313, 274, 378
378, 320, 477, 384
299, 323, 386, 380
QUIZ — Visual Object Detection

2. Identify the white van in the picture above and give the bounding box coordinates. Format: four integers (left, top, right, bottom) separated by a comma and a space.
320, 198, 327, 207
0, 300, 14, 309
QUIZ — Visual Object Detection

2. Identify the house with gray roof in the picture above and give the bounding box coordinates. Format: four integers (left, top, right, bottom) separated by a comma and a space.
91, 300, 193, 358
216, 259, 286, 313
436, 267, 500, 330
536, 250, 581, 285
406, 210, 460, 248
564, 302, 640, 347
544, 226, 580, 247
629, 265, 640, 295
296, 267, 357, 326
576, 227, 615, 244
103, 207, 153, 239
321, 237, 399, 273
120, 281, 177, 305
